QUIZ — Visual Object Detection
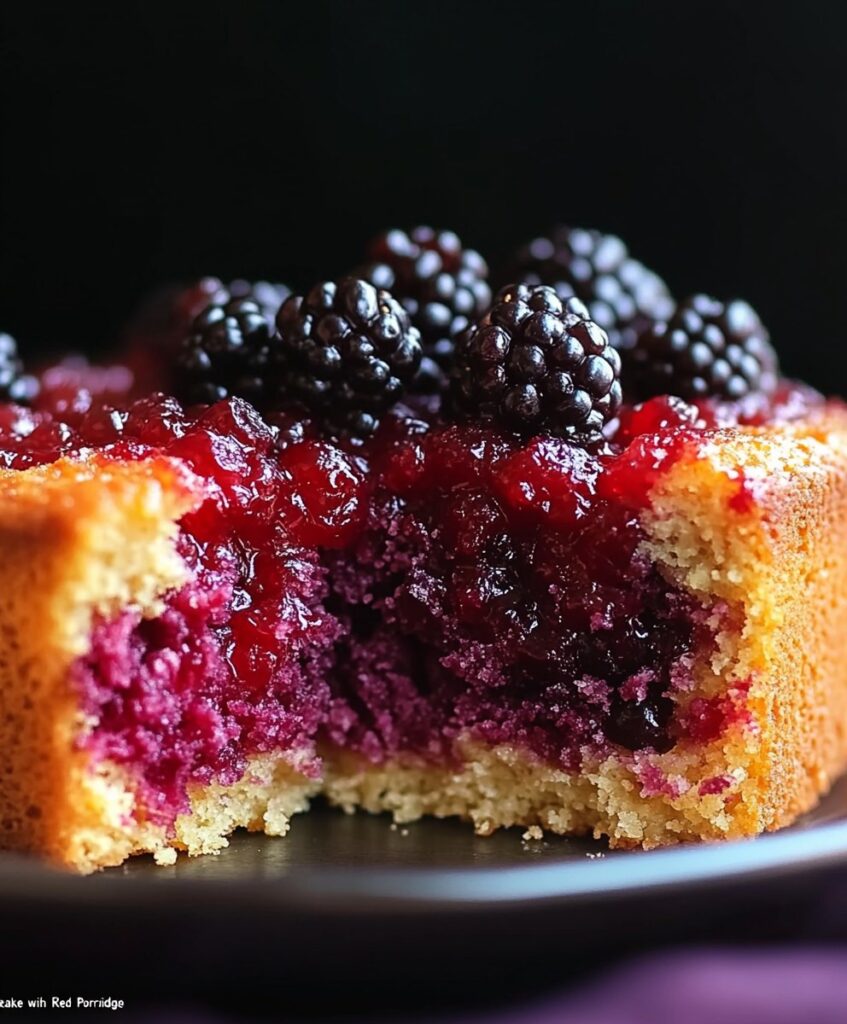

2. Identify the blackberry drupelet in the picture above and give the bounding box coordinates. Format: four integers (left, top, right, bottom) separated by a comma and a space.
271, 277, 423, 437
511, 226, 673, 350
450, 283, 623, 440
0, 333, 38, 404
624, 294, 779, 402
357, 227, 491, 391
175, 297, 274, 407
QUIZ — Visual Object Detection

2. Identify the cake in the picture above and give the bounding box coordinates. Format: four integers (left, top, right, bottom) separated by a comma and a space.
0, 226, 845, 873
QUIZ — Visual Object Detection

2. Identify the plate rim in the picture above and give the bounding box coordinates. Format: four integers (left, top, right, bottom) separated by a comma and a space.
1, 816, 846, 914
283, 817, 847, 909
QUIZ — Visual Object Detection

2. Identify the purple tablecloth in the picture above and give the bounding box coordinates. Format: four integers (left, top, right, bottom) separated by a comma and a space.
444, 950, 847, 1024
131, 949, 847, 1024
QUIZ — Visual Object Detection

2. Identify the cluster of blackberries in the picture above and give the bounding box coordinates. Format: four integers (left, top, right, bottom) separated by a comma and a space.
505, 225, 779, 414
175, 277, 423, 437
167, 226, 781, 442
0, 228, 784, 443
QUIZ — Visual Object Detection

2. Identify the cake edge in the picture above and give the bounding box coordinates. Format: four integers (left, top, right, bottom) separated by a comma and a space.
0, 454, 202, 871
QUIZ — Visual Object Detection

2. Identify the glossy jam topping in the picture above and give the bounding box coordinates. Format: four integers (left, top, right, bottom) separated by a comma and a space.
4, 369, 829, 826
322, 406, 739, 766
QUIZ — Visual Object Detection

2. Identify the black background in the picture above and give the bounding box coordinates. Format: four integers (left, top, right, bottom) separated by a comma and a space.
1, 1, 845, 391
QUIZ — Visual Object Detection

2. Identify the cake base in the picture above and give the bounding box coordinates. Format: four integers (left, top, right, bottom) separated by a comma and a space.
120, 753, 320, 869
322, 740, 780, 850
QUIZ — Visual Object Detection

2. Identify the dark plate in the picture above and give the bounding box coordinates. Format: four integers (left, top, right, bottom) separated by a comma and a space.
3, 777, 847, 1012
120, 773, 847, 904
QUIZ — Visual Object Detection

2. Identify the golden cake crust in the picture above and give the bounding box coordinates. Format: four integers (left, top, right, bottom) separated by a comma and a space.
641, 410, 847, 838
0, 454, 202, 870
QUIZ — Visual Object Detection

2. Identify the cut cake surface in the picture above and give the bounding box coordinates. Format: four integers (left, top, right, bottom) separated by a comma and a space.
1, 406, 847, 871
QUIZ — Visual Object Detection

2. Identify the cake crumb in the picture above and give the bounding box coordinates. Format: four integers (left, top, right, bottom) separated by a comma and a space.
586, 851, 606, 860
153, 847, 177, 866
522, 825, 544, 841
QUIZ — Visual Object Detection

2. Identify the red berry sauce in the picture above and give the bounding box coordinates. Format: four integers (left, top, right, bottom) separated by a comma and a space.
0, 372, 827, 827
325, 418, 702, 768
65, 399, 347, 825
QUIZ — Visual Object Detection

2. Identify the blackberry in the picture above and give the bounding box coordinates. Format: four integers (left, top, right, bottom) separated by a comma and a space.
607, 693, 674, 752
510, 226, 673, 350
226, 279, 291, 320
126, 278, 290, 349
271, 277, 423, 437
450, 283, 622, 439
0, 333, 38, 404
624, 294, 779, 402
357, 227, 491, 392
175, 296, 274, 406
